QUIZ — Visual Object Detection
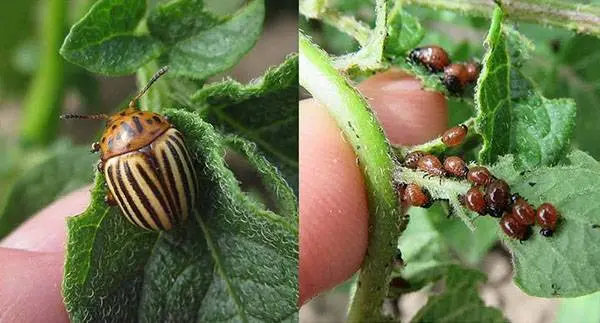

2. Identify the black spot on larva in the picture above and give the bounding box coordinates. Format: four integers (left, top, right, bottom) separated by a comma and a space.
528, 182, 536, 187
101, 137, 106, 143
153, 116, 162, 123
120, 112, 126, 116
112, 125, 117, 130
146, 118, 154, 125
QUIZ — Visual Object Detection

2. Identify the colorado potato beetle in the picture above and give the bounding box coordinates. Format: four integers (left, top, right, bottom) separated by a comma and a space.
403, 183, 432, 208
408, 45, 450, 73
500, 211, 531, 241
484, 179, 511, 217
536, 203, 559, 237
417, 154, 446, 177
467, 166, 493, 186
61, 67, 197, 231
465, 61, 481, 83
463, 187, 487, 215
441, 125, 468, 147
404, 151, 425, 169
512, 198, 535, 226
442, 63, 469, 94
443, 156, 468, 178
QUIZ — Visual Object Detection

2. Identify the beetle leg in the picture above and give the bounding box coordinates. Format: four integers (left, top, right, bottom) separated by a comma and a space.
104, 190, 117, 206
90, 142, 100, 153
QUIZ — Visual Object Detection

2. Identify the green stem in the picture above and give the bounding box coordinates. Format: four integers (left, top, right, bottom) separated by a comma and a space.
299, 33, 403, 322
20, 0, 66, 147
396, 117, 477, 157
404, 0, 600, 37
300, 3, 371, 46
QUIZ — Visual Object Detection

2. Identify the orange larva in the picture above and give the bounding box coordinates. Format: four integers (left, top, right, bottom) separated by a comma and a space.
500, 212, 531, 241
442, 63, 469, 94
484, 179, 511, 218
408, 45, 451, 73
443, 156, 468, 178
404, 151, 425, 169
403, 183, 432, 208
465, 61, 481, 84
536, 203, 559, 237
463, 187, 487, 215
512, 198, 535, 226
61, 67, 197, 231
441, 125, 468, 147
467, 166, 493, 186
417, 154, 446, 177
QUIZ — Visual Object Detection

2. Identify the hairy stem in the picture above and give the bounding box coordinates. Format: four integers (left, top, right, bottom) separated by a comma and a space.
20, 0, 66, 146
396, 117, 477, 157
300, 33, 403, 322
404, 0, 600, 37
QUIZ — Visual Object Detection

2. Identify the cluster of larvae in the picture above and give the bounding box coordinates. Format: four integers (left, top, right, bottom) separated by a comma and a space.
398, 125, 560, 241
408, 45, 480, 94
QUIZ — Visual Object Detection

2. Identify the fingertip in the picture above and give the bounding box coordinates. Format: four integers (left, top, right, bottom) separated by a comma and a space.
299, 99, 369, 304
0, 185, 91, 252
0, 248, 68, 322
359, 70, 448, 146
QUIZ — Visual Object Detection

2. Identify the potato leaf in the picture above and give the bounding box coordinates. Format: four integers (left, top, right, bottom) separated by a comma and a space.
153, 0, 264, 80
475, 7, 576, 169
193, 54, 298, 187
60, 0, 161, 75
490, 150, 600, 297
62, 111, 298, 322
411, 266, 507, 323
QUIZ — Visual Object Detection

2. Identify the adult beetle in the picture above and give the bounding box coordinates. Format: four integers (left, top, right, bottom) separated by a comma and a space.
62, 67, 197, 231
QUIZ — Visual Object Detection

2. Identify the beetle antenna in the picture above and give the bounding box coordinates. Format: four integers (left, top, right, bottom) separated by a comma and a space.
129, 66, 169, 108
60, 113, 109, 120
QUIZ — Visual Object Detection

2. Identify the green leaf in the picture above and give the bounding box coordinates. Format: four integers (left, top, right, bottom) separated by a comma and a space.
393, 206, 455, 293
384, 3, 424, 60
474, 7, 576, 169
223, 135, 297, 221
410, 266, 507, 323
556, 291, 600, 323
193, 54, 298, 186
428, 206, 498, 265
0, 145, 95, 239
147, 0, 221, 45
534, 34, 600, 161
60, 0, 161, 75
490, 151, 600, 297
62, 110, 298, 322
160, 0, 264, 80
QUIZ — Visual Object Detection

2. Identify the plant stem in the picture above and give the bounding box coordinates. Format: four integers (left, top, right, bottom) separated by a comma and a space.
396, 117, 477, 157
404, 0, 600, 37
20, 0, 66, 147
299, 33, 403, 322
300, 1, 371, 46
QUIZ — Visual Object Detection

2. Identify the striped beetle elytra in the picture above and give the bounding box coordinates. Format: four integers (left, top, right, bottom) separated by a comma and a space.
61, 67, 197, 231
